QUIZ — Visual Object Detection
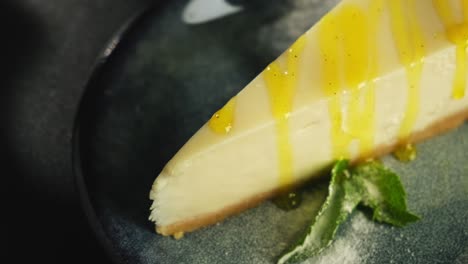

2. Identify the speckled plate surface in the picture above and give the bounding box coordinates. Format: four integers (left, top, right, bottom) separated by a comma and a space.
74, 1, 468, 263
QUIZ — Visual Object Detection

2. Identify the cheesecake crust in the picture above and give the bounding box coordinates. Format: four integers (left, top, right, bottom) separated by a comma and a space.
156, 108, 468, 237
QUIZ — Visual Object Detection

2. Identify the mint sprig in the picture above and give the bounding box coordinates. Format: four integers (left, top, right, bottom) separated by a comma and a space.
278, 160, 419, 264
351, 162, 420, 227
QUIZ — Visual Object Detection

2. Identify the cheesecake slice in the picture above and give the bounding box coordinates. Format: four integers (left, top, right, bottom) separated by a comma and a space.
149, 0, 468, 236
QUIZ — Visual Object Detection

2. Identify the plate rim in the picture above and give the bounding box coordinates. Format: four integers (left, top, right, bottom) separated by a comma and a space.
71, 4, 159, 264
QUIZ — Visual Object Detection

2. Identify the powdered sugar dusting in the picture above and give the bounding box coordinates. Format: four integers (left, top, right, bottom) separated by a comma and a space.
302, 212, 379, 264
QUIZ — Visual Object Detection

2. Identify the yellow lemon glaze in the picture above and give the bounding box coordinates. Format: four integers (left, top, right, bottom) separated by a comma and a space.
388, 0, 425, 141
433, 0, 468, 99
393, 143, 417, 163
209, 97, 237, 134
263, 35, 306, 187
318, 3, 383, 158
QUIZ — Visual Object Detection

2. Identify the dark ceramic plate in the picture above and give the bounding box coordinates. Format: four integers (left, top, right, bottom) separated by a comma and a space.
73, 1, 468, 263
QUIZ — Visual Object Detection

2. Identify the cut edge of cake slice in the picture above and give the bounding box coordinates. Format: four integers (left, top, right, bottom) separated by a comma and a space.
152, 108, 468, 237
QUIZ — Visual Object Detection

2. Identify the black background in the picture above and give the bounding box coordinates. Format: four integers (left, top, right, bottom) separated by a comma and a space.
3, 0, 151, 262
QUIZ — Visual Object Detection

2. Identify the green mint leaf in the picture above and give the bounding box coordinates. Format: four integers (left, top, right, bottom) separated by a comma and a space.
278, 160, 361, 264
278, 159, 420, 264
351, 161, 420, 227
